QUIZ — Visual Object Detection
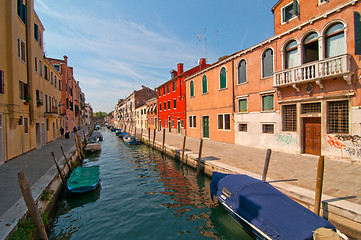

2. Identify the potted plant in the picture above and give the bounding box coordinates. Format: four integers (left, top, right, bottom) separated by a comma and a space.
24, 96, 31, 105
37, 99, 43, 107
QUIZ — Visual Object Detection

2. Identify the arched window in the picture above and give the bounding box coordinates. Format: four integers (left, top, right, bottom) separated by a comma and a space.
325, 23, 345, 58
238, 60, 247, 84
220, 67, 227, 89
190, 80, 194, 97
202, 75, 208, 94
303, 32, 319, 64
262, 49, 273, 78
285, 40, 298, 68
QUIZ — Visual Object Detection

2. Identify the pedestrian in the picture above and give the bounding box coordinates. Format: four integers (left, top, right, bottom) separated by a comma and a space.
73, 126, 77, 133
60, 127, 64, 138
65, 128, 70, 139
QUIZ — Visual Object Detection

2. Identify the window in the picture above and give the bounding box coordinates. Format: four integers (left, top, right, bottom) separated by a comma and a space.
173, 82, 176, 92
167, 84, 169, 94
51, 72, 53, 84
285, 40, 298, 69
302, 102, 321, 114
189, 116, 196, 128
237, 60, 247, 84
0, 70, 5, 94
165, 119, 167, 127
39, 60, 43, 76
239, 124, 248, 132
202, 75, 208, 94
262, 124, 274, 134
172, 119, 174, 127
218, 114, 231, 130
325, 23, 345, 58
220, 67, 227, 89
168, 100, 170, 110
46, 119, 49, 131
327, 100, 348, 133
174, 99, 176, 109
55, 76, 57, 87
163, 87, 165, 95
238, 99, 247, 112
17, 37, 26, 62
282, 105, 297, 131
303, 32, 319, 64
19, 81, 28, 100
54, 64, 60, 72
181, 119, 184, 128
44, 65, 48, 80
17, 0, 27, 24
24, 118, 29, 133
164, 102, 166, 111
319, 0, 329, 5
158, 89, 161, 96
262, 49, 273, 78
282, 0, 299, 23
262, 95, 274, 111
34, 24, 39, 41
190, 81, 194, 97
159, 103, 162, 111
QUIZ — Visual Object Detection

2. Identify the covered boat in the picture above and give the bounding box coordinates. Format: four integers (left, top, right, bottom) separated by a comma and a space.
210, 172, 347, 240
91, 131, 103, 141
123, 135, 140, 145
67, 166, 100, 193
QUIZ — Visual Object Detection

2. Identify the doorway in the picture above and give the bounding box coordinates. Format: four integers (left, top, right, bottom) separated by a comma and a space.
177, 118, 181, 134
202, 116, 209, 138
36, 123, 41, 147
303, 118, 321, 155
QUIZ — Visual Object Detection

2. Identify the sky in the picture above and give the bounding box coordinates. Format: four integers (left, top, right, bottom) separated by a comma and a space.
34, 0, 276, 113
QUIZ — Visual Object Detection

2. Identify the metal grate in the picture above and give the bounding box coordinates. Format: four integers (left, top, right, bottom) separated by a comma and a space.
282, 104, 297, 131
238, 124, 247, 132
327, 100, 349, 133
301, 102, 321, 114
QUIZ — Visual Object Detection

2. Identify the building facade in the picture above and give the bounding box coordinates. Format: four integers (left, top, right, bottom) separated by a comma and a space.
158, 59, 209, 135
146, 97, 157, 131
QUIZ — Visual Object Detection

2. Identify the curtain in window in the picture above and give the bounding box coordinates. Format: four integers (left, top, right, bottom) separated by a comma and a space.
220, 67, 226, 89
262, 95, 274, 111
218, 115, 223, 129
326, 23, 345, 58
202, 75, 207, 93
238, 60, 247, 84
285, 40, 298, 68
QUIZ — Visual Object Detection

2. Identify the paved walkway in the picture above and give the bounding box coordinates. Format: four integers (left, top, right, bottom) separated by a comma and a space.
0, 127, 90, 239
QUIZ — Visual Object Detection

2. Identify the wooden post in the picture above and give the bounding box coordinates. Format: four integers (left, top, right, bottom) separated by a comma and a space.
140, 128, 143, 142
196, 139, 203, 174
134, 126, 137, 137
82, 131, 87, 145
152, 129, 156, 149
181, 136, 186, 166
262, 149, 272, 181
51, 152, 66, 185
74, 135, 83, 161
162, 129, 166, 154
76, 135, 84, 159
314, 155, 325, 215
18, 171, 48, 240
148, 128, 150, 146
60, 146, 72, 173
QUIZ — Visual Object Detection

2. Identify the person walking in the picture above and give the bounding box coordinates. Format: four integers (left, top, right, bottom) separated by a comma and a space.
60, 127, 64, 138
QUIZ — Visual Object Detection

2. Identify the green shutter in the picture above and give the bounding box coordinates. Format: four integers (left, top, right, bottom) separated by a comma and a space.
220, 67, 226, 89
190, 81, 194, 97
263, 95, 274, 111
202, 76, 207, 93
239, 99, 247, 112
355, 12, 361, 55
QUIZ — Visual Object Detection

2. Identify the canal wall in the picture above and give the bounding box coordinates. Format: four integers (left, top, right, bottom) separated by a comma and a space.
141, 136, 361, 239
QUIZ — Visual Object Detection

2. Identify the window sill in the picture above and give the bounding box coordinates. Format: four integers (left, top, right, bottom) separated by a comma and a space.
202, 92, 208, 95
219, 87, 228, 91
236, 82, 248, 86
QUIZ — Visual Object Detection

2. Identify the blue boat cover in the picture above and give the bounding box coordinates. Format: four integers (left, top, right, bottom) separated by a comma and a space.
210, 172, 336, 240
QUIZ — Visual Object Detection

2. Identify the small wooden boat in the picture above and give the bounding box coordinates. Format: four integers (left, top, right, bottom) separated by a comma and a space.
67, 166, 100, 193
118, 132, 129, 138
92, 131, 103, 141
210, 172, 348, 240
85, 142, 101, 152
123, 135, 140, 145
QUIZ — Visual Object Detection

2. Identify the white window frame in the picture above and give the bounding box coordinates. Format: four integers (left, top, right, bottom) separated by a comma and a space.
217, 113, 231, 131
281, 1, 298, 24
189, 115, 197, 128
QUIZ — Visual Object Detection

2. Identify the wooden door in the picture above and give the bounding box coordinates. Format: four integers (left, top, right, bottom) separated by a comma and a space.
203, 116, 209, 138
304, 118, 321, 155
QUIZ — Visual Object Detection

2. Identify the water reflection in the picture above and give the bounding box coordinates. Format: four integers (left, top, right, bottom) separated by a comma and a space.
48, 128, 252, 240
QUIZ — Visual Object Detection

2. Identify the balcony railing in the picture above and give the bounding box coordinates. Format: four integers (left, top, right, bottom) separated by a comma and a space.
45, 106, 59, 116
274, 54, 352, 88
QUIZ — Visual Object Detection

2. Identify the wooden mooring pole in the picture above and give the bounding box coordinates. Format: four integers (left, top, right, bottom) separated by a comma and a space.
162, 129, 166, 154
314, 155, 325, 216
60, 146, 72, 174
152, 129, 156, 149
18, 171, 48, 240
51, 152, 66, 185
140, 128, 143, 142
262, 149, 272, 181
196, 139, 203, 175
180, 135, 186, 166
148, 128, 150, 146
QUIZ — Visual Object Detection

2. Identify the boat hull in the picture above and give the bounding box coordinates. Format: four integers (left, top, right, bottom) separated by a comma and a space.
67, 166, 100, 194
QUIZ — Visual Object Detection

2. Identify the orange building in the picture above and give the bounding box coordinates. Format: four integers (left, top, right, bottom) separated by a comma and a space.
186, 0, 361, 163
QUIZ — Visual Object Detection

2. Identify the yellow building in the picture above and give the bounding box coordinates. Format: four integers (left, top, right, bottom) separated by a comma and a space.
0, 0, 63, 164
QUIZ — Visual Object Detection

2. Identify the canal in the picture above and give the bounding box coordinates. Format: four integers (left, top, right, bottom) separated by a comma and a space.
48, 128, 253, 239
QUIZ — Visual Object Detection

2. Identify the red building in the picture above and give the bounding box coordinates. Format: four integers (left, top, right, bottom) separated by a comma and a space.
157, 59, 209, 134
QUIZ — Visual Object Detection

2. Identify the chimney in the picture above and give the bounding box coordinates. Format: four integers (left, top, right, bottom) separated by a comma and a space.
63, 55, 68, 64
200, 58, 206, 69
177, 63, 184, 74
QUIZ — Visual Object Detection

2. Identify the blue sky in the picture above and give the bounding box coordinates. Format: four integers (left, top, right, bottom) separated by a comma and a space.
35, 0, 276, 113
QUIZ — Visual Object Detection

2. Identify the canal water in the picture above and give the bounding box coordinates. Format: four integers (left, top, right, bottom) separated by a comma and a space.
48, 128, 253, 240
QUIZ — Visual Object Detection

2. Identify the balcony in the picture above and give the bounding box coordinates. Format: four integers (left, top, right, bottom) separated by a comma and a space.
45, 106, 59, 117
274, 54, 353, 92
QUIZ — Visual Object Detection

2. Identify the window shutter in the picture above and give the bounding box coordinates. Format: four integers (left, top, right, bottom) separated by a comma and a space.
0, 70, 4, 94
354, 12, 361, 55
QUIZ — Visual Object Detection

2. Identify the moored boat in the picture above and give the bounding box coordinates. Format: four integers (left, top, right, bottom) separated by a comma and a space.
210, 172, 348, 240
91, 131, 103, 141
123, 135, 140, 145
67, 166, 100, 193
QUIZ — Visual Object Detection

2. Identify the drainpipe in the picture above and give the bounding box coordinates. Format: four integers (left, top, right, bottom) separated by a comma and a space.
232, 59, 235, 113
25, 0, 34, 123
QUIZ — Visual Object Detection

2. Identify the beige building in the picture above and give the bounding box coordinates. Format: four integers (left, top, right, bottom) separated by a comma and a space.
0, 0, 64, 163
